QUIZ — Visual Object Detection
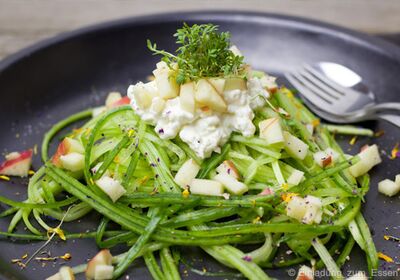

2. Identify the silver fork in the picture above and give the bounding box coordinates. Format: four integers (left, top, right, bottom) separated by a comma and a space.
285, 63, 400, 127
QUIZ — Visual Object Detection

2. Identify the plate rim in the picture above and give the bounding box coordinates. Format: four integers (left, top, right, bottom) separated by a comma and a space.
1, 10, 400, 279
1, 10, 400, 73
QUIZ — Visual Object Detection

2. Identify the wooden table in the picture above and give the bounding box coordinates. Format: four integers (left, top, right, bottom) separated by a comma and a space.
1, 0, 400, 61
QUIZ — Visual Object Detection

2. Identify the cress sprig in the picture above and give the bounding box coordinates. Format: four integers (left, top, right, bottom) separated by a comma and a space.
147, 23, 245, 84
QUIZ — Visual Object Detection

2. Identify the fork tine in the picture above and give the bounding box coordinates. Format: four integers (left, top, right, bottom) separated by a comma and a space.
285, 72, 333, 107
295, 70, 338, 103
299, 67, 343, 100
303, 64, 348, 96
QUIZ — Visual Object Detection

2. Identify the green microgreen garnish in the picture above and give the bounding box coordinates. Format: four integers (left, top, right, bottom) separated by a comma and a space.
147, 23, 245, 84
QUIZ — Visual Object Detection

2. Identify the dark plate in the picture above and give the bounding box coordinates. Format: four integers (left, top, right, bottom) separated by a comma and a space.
0, 11, 400, 280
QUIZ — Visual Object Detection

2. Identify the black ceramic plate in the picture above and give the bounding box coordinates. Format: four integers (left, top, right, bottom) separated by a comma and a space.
0, 12, 399, 280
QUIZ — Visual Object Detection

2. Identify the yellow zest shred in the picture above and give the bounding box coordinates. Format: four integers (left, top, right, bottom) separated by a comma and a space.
128, 129, 135, 137
281, 183, 289, 191
47, 227, 66, 241
138, 176, 149, 185
251, 199, 256, 207
182, 189, 190, 198
281, 193, 298, 203
252, 216, 261, 224
60, 253, 72, 260
33, 145, 38, 155
28, 170, 35, 175
0, 175, 10, 181
390, 143, 399, 159
89, 178, 95, 185
21, 254, 28, 259
349, 136, 358, 146
378, 252, 394, 263
374, 130, 385, 137
311, 119, 320, 127
71, 128, 82, 137
384, 235, 390, 241
286, 91, 294, 98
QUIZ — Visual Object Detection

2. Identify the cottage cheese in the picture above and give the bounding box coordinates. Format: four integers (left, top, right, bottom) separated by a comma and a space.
128, 76, 274, 159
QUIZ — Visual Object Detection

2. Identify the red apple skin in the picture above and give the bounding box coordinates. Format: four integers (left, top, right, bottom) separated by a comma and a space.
259, 187, 274, 196
321, 155, 332, 167
51, 139, 70, 167
0, 149, 33, 177
110, 96, 130, 108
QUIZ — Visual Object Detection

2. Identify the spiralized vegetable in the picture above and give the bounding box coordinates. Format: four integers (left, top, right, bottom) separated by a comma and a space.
0, 88, 378, 279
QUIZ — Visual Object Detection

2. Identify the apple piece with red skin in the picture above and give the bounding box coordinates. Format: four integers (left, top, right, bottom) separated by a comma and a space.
0, 149, 32, 177
51, 137, 84, 167
109, 96, 130, 108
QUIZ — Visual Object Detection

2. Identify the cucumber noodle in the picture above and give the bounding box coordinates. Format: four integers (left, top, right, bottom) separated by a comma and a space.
0, 88, 378, 280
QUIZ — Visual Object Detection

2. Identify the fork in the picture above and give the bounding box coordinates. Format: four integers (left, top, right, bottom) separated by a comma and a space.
285, 64, 400, 126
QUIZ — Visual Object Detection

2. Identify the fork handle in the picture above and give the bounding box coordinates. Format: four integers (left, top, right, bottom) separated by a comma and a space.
377, 114, 400, 127
367, 102, 400, 113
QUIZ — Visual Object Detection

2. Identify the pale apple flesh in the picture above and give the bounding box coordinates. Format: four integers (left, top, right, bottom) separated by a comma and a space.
95, 176, 126, 202
189, 179, 224, 196
0, 149, 33, 177
85, 249, 113, 280
259, 117, 284, 146
174, 158, 200, 188
51, 137, 84, 167
195, 79, 227, 112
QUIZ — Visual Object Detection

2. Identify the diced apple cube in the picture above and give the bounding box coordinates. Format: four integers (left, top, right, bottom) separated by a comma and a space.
174, 159, 200, 188
66, 138, 84, 154
396, 174, 400, 185
59, 153, 84, 172
286, 196, 307, 221
189, 179, 224, 196
95, 176, 126, 202
150, 97, 166, 113
223, 77, 247, 92
5, 152, 20, 160
349, 144, 382, 177
287, 169, 304, 186
156, 61, 168, 70
86, 250, 113, 280
105, 92, 122, 107
94, 265, 114, 280
296, 265, 314, 280
59, 266, 75, 280
313, 151, 332, 168
378, 179, 400, 197
153, 69, 179, 99
259, 118, 284, 145
302, 195, 323, 224
179, 82, 195, 114
0, 149, 32, 177
195, 79, 227, 112
109, 96, 130, 108
128, 83, 154, 109
51, 137, 84, 167
207, 78, 226, 95
216, 160, 240, 179
259, 75, 278, 92
325, 148, 339, 161
283, 131, 309, 160
213, 173, 248, 195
